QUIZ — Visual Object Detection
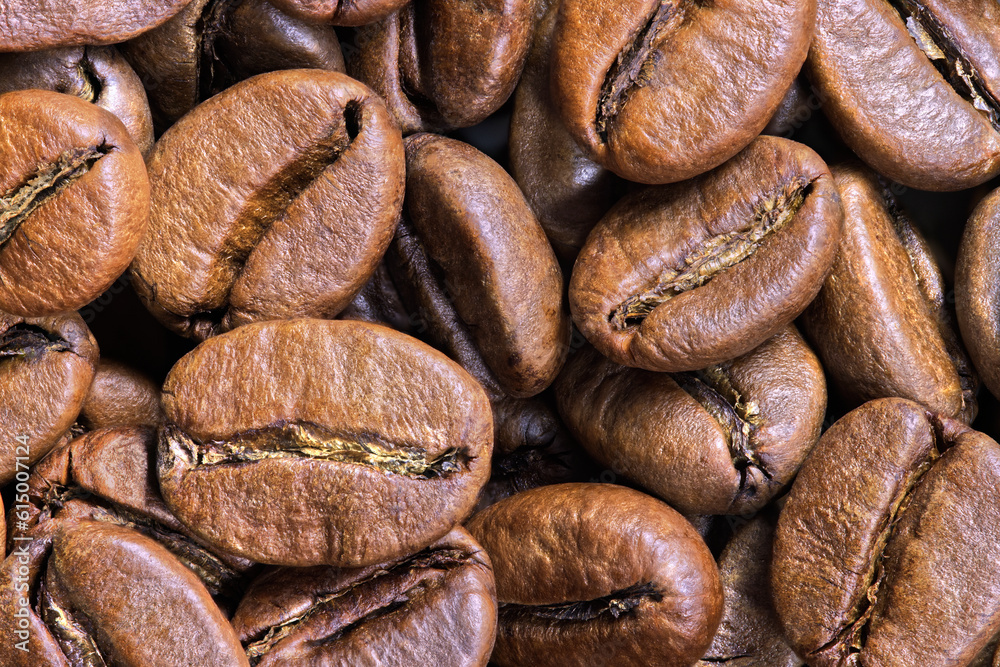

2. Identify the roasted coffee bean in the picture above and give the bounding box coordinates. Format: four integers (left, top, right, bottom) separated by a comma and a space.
509, 0, 622, 264
131, 69, 404, 340
0, 46, 154, 156
388, 133, 569, 399
808, 0, 1000, 190
556, 327, 826, 515
349, 0, 534, 132
0, 90, 149, 317
550, 0, 815, 184
122, 0, 345, 132
0, 0, 192, 52
773, 398, 1000, 666
570, 136, 842, 372
763, 76, 817, 137
695, 512, 803, 667
158, 318, 493, 567
269, 0, 409, 25
233, 527, 496, 666
802, 163, 977, 422
0, 519, 249, 667
79, 359, 165, 430
0, 312, 98, 485
467, 483, 723, 667
957, 186, 1000, 401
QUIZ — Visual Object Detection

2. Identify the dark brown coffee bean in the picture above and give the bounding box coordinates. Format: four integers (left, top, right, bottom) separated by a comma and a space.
695, 513, 803, 667
131, 69, 404, 340
0, 0, 192, 52
0, 90, 149, 317
957, 185, 1000, 402
158, 319, 493, 567
773, 398, 1000, 666
467, 483, 722, 667
802, 163, 977, 422
509, 0, 622, 264
550, 0, 815, 184
121, 0, 346, 132
269, 0, 409, 25
233, 527, 496, 666
349, 0, 534, 132
0, 311, 98, 485
389, 133, 569, 399
763, 76, 818, 137
0, 46, 154, 156
570, 136, 842, 372
555, 327, 826, 515
808, 0, 1000, 190
79, 359, 165, 430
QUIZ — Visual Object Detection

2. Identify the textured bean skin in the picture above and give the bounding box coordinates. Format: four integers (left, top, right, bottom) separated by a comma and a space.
808, 0, 1000, 190
79, 359, 165, 430
131, 70, 404, 340
269, 0, 409, 25
0, 90, 149, 317
773, 399, 1000, 666
467, 483, 723, 667
570, 136, 842, 372
158, 319, 493, 567
551, 0, 815, 184
802, 163, 977, 422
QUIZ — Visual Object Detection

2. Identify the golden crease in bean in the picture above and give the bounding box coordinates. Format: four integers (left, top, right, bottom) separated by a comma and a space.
498, 581, 662, 624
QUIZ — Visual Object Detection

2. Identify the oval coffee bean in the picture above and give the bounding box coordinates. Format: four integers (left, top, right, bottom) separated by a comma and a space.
509, 0, 621, 264
270, 0, 408, 25
802, 163, 977, 422
122, 0, 345, 132
158, 319, 493, 567
233, 527, 496, 666
349, 0, 534, 132
131, 69, 404, 340
0, 311, 98, 485
695, 512, 803, 667
773, 398, 1000, 666
0, 46, 154, 156
0, 90, 149, 317
570, 136, 843, 372
467, 483, 723, 667
551, 0, 815, 184
556, 327, 826, 515
957, 186, 1000, 401
79, 359, 165, 430
808, 0, 1000, 190
390, 133, 569, 398
0, 0, 191, 52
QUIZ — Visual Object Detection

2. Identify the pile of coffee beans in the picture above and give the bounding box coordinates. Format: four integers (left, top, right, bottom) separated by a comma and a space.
3, 0, 1000, 665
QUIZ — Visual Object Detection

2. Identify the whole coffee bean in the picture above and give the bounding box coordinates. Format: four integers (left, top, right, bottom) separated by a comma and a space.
158, 318, 493, 567
550, 0, 815, 184
0, 46, 154, 156
773, 398, 1000, 666
957, 186, 1000, 401
131, 70, 404, 340
570, 136, 842, 372
556, 327, 826, 515
808, 0, 1000, 190
0, 311, 98, 485
0, 0, 191, 52
349, 0, 534, 132
695, 512, 803, 667
270, 0, 408, 25
802, 163, 977, 422
233, 527, 496, 666
79, 359, 165, 430
467, 483, 723, 667
0, 90, 149, 317
122, 0, 345, 132
509, 0, 622, 264
389, 133, 569, 398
